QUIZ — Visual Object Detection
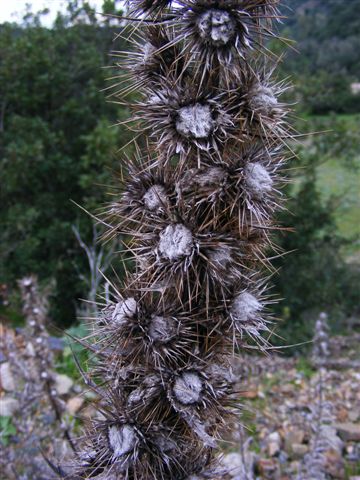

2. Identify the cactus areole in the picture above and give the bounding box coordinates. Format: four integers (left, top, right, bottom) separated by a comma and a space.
73, 1, 292, 478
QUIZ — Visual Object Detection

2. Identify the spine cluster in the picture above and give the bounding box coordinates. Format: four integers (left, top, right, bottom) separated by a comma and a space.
75, 1, 291, 478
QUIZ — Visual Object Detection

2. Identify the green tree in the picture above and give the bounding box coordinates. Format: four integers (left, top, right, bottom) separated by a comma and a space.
273, 117, 360, 346
0, 2, 129, 326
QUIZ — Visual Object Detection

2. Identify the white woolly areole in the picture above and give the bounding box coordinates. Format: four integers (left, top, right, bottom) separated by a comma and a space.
108, 424, 136, 458
148, 315, 176, 342
208, 246, 232, 267
147, 93, 164, 105
244, 162, 273, 199
196, 167, 226, 187
158, 224, 193, 261
173, 372, 202, 405
143, 42, 157, 64
176, 103, 215, 139
197, 9, 236, 46
231, 292, 262, 323
127, 375, 159, 406
249, 85, 278, 115
143, 184, 168, 212
112, 298, 137, 325
180, 167, 226, 193
154, 435, 177, 453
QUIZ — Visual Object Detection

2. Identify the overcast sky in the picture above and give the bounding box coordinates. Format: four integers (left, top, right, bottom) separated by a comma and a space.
0, 0, 106, 26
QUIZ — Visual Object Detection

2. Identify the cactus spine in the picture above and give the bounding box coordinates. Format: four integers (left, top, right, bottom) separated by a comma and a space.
74, 1, 291, 478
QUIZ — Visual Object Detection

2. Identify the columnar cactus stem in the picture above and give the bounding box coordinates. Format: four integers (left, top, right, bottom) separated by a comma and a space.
74, 1, 292, 478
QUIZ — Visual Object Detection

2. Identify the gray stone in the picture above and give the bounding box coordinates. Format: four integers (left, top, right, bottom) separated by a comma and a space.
66, 396, 84, 415
222, 452, 243, 477
291, 443, 308, 459
333, 423, 360, 442
267, 431, 281, 456
321, 425, 344, 453
0, 362, 15, 391
55, 373, 74, 395
284, 428, 305, 453
48, 336, 65, 352
348, 410, 359, 422
25, 342, 35, 357
0, 397, 20, 416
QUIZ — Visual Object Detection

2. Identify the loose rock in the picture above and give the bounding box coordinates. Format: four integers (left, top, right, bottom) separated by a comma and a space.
290, 443, 308, 459
0, 397, 20, 416
222, 452, 243, 477
55, 373, 74, 395
333, 422, 360, 442
66, 396, 84, 415
0, 362, 15, 392
284, 428, 305, 453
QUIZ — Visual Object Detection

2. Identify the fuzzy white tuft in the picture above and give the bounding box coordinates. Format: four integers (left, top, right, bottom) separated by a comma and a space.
173, 372, 202, 405
154, 434, 177, 453
108, 424, 136, 458
127, 375, 159, 406
112, 298, 137, 325
208, 246, 232, 267
143, 42, 157, 64
231, 292, 262, 323
148, 315, 176, 342
180, 166, 226, 193
196, 167, 226, 187
244, 162, 273, 199
143, 184, 168, 212
158, 224, 193, 261
197, 9, 236, 46
249, 85, 278, 115
176, 104, 215, 139
147, 93, 165, 105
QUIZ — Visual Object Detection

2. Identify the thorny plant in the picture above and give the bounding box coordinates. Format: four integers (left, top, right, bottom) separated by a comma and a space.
62, 1, 295, 479
297, 312, 335, 480
0, 277, 75, 479
311, 311, 330, 368
18, 276, 77, 454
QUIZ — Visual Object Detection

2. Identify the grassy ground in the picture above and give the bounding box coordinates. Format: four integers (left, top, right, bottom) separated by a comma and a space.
297, 113, 360, 259
317, 155, 360, 257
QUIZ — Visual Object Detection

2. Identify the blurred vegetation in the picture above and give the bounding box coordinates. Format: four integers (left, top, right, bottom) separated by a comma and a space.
282, 0, 360, 115
273, 114, 360, 346
0, 417, 17, 447
0, 1, 130, 326
0, 0, 359, 349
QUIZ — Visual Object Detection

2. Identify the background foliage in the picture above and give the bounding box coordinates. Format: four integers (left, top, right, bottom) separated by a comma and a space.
0, 1, 130, 326
0, 0, 359, 346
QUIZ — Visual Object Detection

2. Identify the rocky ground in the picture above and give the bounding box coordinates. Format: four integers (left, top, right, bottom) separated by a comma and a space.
1, 323, 359, 479
223, 346, 360, 480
